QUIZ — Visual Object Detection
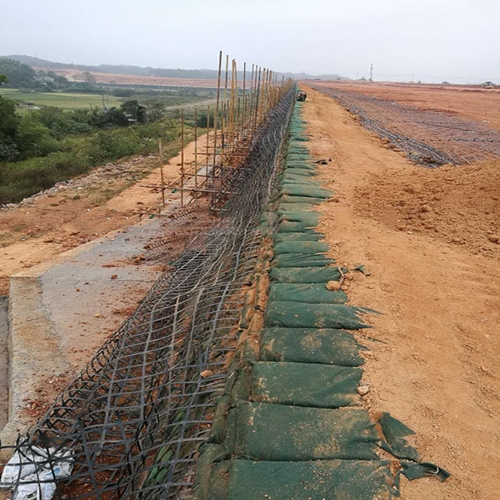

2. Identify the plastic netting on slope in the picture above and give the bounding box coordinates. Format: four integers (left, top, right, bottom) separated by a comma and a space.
1, 90, 297, 500
192, 101, 450, 500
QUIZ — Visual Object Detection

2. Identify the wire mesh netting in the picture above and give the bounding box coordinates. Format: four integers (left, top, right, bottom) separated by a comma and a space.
1, 89, 296, 500
308, 84, 500, 166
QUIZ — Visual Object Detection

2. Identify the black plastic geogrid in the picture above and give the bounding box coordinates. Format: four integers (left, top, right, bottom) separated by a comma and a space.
2, 89, 296, 499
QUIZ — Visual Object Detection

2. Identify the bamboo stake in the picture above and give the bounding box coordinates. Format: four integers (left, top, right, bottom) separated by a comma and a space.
231, 59, 237, 148
206, 104, 210, 179
242, 62, 246, 134
158, 138, 165, 208
180, 108, 185, 206
194, 107, 198, 204
221, 111, 225, 163
223, 54, 229, 105
249, 64, 255, 132
212, 51, 223, 205
254, 66, 262, 131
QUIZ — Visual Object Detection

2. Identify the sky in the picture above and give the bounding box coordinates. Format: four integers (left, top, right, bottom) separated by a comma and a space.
1, 0, 500, 83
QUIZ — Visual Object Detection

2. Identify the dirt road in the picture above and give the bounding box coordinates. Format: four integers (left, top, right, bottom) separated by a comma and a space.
303, 85, 500, 499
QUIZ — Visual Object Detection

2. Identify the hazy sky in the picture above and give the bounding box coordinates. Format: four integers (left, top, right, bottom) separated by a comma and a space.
1, 0, 499, 83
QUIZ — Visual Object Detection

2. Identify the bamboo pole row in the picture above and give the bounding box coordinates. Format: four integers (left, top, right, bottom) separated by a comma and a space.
152, 51, 293, 211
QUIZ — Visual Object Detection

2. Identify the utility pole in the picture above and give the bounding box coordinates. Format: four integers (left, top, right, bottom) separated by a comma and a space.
369, 63, 373, 82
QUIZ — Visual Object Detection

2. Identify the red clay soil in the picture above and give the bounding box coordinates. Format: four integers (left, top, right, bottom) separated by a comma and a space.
311, 81, 500, 131
303, 85, 500, 500
41, 68, 220, 88
308, 82, 500, 164
0, 138, 210, 296
356, 160, 500, 258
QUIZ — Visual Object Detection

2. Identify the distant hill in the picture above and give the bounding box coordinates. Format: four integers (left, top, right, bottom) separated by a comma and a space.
4, 55, 345, 81
5, 55, 221, 79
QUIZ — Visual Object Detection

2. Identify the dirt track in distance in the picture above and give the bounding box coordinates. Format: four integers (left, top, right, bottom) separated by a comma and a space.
40, 68, 221, 88
303, 85, 500, 500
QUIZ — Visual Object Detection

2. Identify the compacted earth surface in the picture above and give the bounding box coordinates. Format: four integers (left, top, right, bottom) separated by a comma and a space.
0, 84, 499, 499
303, 84, 500, 499
310, 81, 500, 130
308, 81, 500, 165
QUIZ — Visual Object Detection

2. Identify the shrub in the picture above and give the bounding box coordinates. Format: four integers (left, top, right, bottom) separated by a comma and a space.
0, 116, 185, 204
16, 115, 61, 159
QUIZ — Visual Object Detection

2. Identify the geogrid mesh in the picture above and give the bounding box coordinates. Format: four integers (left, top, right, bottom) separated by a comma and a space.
2, 89, 296, 500
307, 84, 459, 166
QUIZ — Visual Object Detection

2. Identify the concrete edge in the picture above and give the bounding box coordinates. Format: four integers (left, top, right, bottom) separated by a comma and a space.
0, 276, 72, 449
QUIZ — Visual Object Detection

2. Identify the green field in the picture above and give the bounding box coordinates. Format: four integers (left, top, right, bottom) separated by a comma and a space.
0, 89, 122, 110
0, 88, 217, 113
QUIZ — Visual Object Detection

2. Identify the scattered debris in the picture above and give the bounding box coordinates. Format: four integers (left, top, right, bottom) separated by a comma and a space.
357, 385, 370, 396
326, 280, 341, 291
1, 446, 73, 500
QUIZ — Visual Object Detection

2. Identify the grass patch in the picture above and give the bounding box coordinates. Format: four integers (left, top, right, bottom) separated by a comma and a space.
0, 120, 192, 205
0, 89, 123, 110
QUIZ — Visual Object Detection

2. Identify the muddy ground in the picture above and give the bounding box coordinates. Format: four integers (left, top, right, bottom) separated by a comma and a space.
303, 84, 500, 499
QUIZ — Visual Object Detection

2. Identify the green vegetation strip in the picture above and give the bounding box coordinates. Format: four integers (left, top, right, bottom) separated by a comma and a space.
196, 100, 449, 499
0, 59, 214, 204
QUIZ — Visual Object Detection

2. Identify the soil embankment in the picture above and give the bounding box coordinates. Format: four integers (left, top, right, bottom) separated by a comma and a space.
303, 85, 500, 500
0, 139, 203, 295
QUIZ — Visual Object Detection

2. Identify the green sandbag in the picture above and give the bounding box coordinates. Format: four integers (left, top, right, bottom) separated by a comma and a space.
225, 402, 380, 461
277, 212, 319, 226
272, 253, 334, 268
288, 146, 309, 154
270, 266, 342, 283
276, 221, 318, 233
279, 178, 322, 187
273, 232, 322, 243
290, 133, 309, 140
281, 173, 317, 182
223, 460, 399, 500
280, 195, 324, 205
277, 202, 317, 212
284, 161, 317, 170
257, 212, 277, 225
193, 444, 227, 500
267, 283, 346, 304
260, 327, 364, 366
283, 168, 317, 177
250, 362, 362, 408
206, 461, 229, 500
281, 184, 332, 199
265, 301, 368, 329
274, 241, 329, 255
287, 154, 311, 161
